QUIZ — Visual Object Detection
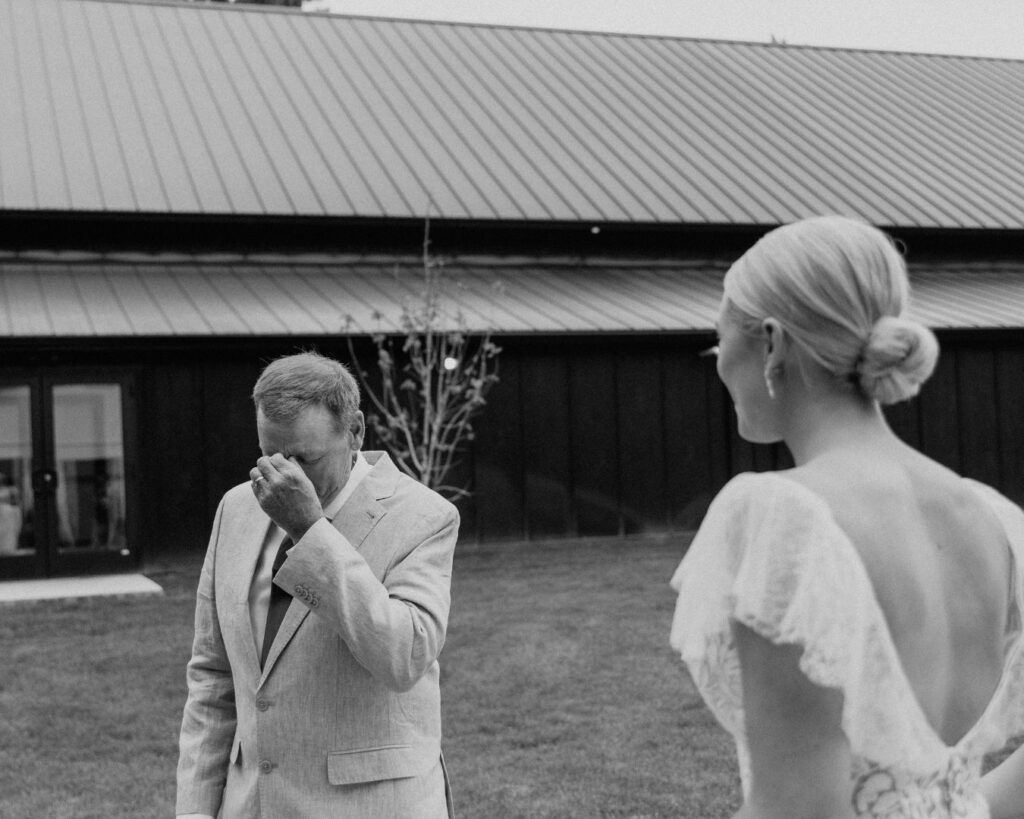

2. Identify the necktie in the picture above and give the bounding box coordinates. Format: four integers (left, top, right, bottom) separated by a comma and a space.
260, 535, 293, 667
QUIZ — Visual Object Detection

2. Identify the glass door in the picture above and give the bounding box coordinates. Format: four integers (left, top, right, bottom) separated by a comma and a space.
0, 383, 38, 578
0, 372, 136, 579
49, 381, 132, 575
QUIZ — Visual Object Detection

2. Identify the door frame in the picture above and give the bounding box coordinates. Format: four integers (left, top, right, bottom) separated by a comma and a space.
0, 368, 140, 579
0, 369, 45, 579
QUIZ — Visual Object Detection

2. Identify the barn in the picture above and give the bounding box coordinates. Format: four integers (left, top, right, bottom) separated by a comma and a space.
2, 0, 1024, 578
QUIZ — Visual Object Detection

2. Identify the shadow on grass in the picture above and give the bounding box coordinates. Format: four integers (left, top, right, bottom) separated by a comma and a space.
0, 534, 728, 817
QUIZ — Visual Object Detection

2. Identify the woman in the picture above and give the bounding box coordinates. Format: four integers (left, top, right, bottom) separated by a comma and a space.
670, 216, 1024, 818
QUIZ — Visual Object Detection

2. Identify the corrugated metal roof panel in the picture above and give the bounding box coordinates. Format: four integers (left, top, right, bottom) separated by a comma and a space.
2, 254, 1024, 338
908, 268, 1024, 328
4, 0, 1024, 229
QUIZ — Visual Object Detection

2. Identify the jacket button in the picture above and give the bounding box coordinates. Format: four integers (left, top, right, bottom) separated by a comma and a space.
259, 759, 273, 774
256, 698, 269, 711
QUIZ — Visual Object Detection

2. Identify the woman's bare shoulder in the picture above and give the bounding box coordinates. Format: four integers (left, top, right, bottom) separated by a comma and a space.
776, 449, 1007, 575
781, 447, 978, 521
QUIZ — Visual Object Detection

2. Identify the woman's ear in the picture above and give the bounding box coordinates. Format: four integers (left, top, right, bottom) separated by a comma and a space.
761, 318, 787, 370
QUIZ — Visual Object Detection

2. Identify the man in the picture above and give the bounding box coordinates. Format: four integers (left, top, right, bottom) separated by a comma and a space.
176, 352, 458, 818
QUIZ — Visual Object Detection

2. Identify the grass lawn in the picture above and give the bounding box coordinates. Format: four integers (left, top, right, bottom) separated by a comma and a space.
2, 534, 1017, 818
441, 536, 738, 818
0, 534, 739, 818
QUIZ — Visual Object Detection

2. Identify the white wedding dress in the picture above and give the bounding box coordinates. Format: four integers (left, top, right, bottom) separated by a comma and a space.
671, 473, 1024, 818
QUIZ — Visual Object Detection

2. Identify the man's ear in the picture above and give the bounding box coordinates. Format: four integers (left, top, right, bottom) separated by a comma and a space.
350, 410, 366, 447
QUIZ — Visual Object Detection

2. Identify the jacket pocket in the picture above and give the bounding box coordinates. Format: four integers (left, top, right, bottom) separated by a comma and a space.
327, 744, 433, 786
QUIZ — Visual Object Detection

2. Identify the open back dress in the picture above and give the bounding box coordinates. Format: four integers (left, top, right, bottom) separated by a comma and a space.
670, 473, 1024, 818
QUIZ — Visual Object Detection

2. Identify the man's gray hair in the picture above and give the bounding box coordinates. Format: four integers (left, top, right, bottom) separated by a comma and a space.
253, 351, 360, 430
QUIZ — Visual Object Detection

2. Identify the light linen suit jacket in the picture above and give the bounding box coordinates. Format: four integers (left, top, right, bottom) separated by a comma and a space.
176, 451, 458, 818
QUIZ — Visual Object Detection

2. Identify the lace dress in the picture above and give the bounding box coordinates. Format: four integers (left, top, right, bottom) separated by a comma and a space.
670, 473, 1024, 818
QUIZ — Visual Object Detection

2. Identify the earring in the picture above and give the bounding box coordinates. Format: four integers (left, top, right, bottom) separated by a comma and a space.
764, 366, 777, 400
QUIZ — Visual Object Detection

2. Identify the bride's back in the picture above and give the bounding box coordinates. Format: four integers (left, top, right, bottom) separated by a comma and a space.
790, 445, 1015, 746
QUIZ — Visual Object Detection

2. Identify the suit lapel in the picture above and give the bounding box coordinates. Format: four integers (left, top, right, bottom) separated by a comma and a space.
330, 480, 386, 549
218, 497, 274, 675
258, 597, 310, 685
332, 450, 397, 549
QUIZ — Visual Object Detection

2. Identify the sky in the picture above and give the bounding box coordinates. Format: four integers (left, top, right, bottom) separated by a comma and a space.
306, 0, 1024, 60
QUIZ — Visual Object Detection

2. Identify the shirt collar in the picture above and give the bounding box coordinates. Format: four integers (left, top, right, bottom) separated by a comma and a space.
321, 451, 371, 521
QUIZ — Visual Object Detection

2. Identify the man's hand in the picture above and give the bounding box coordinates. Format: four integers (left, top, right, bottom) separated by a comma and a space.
250, 454, 324, 541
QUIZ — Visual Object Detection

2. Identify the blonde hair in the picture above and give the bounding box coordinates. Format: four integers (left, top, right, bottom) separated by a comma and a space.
723, 215, 938, 405
253, 351, 360, 430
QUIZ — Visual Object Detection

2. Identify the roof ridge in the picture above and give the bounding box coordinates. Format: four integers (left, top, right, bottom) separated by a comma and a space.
335, 17, 1021, 64
69, 0, 1023, 63
76, 0, 305, 15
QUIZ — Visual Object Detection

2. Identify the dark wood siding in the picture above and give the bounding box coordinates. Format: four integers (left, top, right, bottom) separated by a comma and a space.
569, 350, 621, 537
521, 353, 572, 538
470, 354, 525, 542
138, 364, 208, 559
4, 328, 1024, 565
617, 347, 666, 533
663, 343, 720, 529
996, 347, 1024, 504
917, 352, 961, 472
956, 347, 1002, 486
457, 331, 1024, 542
458, 334, 730, 541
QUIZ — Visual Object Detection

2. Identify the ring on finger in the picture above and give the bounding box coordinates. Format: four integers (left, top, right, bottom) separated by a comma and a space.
253, 475, 265, 484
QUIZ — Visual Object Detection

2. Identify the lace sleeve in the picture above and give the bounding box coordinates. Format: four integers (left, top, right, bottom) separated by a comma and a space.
670, 472, 948, 777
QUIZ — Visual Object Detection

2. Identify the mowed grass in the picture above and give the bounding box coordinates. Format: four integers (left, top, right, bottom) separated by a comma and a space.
0, 534, 739, 818
442, 536, 738, 818
2, 535, 1021, 818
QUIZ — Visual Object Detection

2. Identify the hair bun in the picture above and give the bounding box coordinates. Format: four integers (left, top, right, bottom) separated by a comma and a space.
856, 315, 939, 405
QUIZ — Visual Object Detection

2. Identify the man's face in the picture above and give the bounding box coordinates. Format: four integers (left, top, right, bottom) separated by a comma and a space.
256, 404, 364, 506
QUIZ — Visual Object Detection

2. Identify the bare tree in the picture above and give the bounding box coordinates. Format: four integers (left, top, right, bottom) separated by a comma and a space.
347, 224, 501, 501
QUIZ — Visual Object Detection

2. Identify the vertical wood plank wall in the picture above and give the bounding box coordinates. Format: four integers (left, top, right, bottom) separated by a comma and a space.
106, 330, 1024, 559
460, 333, 1024, 543
464, 334, 766, 543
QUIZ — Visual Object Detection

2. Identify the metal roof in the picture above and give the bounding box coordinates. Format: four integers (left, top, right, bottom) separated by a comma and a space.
3, 0, 1024, 229
2, 253, 1023, 337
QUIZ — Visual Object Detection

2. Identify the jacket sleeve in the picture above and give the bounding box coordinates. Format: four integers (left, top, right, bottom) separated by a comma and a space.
275, 501, 458, 692
175, 497, 236, 816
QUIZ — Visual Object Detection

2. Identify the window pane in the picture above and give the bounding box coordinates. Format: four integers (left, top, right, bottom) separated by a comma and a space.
53, 385, 126, 553
0, 387, 32, 557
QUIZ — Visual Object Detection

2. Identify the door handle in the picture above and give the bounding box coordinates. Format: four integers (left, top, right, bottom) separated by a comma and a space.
32, 469, 58, 494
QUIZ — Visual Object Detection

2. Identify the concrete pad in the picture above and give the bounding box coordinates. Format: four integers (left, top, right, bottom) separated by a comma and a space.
0, 573, 164, 604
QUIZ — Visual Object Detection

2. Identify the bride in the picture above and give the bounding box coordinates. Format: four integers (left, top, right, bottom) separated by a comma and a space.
670, 216, 1024, 818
